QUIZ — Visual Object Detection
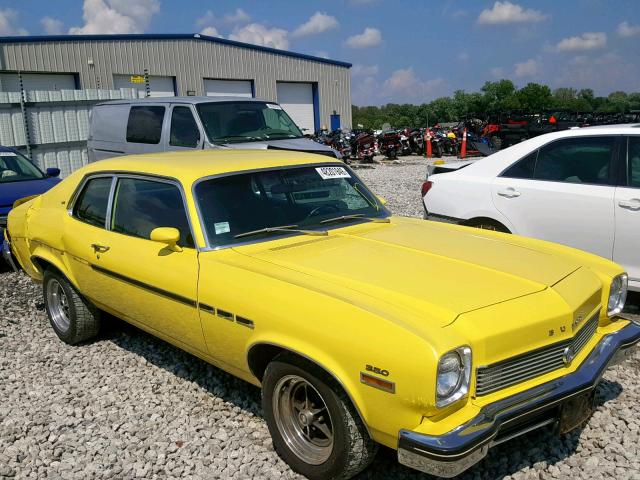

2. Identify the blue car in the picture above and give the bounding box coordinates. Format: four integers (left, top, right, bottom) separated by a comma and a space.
1, 146, 61, 266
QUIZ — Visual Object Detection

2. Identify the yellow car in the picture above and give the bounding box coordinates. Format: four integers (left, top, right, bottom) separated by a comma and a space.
3, 150, 638, 479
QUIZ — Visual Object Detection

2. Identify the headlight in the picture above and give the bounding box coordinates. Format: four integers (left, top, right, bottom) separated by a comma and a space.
607, 273, 628, 317
436, 346, 472, 408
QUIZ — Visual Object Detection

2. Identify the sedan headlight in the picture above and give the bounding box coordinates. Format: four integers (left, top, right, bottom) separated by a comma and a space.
436, 346, 472, 408
607, 273, 628, 317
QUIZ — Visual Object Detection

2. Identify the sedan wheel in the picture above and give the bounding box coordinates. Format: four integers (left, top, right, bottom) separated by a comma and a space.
273, 375, 334, 465
46, 278, 71, 333
262, 354, 378, 479
43, 269, 101, 345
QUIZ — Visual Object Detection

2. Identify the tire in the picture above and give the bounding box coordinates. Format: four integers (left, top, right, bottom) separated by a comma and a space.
262, 354, 378, 480
491, 136, 502, 151
43, 269, 100, 345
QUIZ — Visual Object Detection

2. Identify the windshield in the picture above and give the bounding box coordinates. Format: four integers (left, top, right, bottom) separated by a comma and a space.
0, 150, 45, 184
196, 101, 304, 144
194, 164, 389, 247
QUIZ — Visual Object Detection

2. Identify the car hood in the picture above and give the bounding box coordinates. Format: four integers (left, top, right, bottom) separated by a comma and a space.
0, 177, 60, 212
220, 138, 338, 156
236, 218, 581, 328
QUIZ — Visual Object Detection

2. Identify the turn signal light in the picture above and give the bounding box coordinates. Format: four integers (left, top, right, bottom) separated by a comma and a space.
421, 181, 433, 197
360, 372, 396, 393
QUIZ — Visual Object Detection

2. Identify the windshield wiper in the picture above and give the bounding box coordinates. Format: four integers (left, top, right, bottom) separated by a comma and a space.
319, 214, 391, 225
234, 224, 328, 239
215, 135, 266, 143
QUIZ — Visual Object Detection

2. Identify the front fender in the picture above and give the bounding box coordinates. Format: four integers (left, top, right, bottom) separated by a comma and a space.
247, 330, 440, 450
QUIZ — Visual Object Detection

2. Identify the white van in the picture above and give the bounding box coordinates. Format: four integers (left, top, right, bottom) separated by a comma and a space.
88, 96, 339, 162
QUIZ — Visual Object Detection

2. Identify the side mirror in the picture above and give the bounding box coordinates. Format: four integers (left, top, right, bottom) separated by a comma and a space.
150, 227, 182, 252
377, 195, 388, 205
46, 168, 60, 177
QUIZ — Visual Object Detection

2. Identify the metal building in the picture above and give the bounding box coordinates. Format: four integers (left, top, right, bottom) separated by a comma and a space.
0, 33, 352, 132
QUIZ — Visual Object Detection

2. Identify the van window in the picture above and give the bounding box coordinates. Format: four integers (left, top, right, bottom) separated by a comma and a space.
126, 106, 165, 144
170, 107, 200, 148
111, 177, 194, 248
73, 177, 112, 228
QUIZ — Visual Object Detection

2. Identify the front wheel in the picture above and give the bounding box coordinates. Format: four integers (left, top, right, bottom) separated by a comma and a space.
262, 354, 378, 479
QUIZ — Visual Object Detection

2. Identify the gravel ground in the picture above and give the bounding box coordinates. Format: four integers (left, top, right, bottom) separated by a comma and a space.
1, 156, 640, 480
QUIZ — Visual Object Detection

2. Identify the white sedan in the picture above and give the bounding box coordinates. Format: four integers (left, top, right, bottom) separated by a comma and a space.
422, 125, 640, 291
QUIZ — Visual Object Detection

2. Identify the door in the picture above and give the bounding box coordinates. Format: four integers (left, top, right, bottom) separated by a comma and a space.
75, 175, 205, 352
204, 79, 253, 97
0, 72, 76, 92
165, 105, 203, 151
276, 82, 315, 133
64, 175, 116, 301
614, 137, 640, 288
330, 114, 341, 132
113, 74, 176, 98
492, 136, 617, 259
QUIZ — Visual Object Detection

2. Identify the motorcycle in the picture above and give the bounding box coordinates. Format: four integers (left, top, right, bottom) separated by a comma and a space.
351, 131, 376, 163
378, 131, 402, 160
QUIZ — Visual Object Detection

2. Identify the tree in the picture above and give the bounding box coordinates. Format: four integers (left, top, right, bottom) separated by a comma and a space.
481, 79, 517, 111
516, 83, 552, 113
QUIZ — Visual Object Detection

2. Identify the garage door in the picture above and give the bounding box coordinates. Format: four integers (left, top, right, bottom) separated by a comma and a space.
0, 73, 76, 92
113, 74, 175, 98
276, 82, 316, 133
204, 79, 253, 98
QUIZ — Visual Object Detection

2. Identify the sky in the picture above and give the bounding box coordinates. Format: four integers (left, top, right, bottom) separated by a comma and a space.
0, 0, 639, 105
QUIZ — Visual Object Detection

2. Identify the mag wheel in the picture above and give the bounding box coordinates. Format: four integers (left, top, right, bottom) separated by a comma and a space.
43, 269, 100, 345
263, 354, 378, 480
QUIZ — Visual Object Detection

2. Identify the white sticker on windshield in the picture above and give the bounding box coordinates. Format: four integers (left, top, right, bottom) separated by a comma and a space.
214, 222, 230, 235
315, 166, 351, 180
0, 152, 16, 156
266, 103, 283, 110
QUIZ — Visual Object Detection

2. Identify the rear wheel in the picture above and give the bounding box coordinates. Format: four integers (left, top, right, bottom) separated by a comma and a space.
465, 218, 510, 233
43, 269, 100, 345
262, 354, 377, 479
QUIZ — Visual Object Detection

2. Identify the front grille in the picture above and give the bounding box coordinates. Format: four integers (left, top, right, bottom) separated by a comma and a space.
475, 312, 599, 396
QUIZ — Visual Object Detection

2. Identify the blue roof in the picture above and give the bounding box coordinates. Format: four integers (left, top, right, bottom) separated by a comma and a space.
0, 33, 352, 69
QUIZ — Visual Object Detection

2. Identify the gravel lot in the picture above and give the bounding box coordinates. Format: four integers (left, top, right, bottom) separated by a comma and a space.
1, 156, 639, 480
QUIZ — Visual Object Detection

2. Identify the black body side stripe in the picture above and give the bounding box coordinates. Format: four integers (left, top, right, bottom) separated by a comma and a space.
90, 264, 197, 308
199, 303, 216, 313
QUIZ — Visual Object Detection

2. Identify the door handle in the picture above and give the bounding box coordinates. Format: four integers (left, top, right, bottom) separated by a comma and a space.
90, 243, 110, 253
497, 188, 521, 198
618, 199, 640, 210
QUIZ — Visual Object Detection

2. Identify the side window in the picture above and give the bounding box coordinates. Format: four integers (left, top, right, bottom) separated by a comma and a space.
126, 106, 165, 144
502, 150, 537, 179
534, 137, 615, 185
111, 178, 194, 248
170, 107, 200, 148
72, 177, 112, 228
628, 137, 640, 188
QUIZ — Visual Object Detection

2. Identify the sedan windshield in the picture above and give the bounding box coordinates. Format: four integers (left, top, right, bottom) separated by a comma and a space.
194, 164, 389, 247
196, 101, 304, 144
0, 151, 45, 184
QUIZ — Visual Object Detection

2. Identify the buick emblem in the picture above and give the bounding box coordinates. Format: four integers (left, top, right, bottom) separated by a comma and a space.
562, 345, 575, 366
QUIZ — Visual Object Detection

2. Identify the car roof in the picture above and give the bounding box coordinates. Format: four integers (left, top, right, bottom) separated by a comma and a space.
98, 96, 271, 106
77, 149, 342, 184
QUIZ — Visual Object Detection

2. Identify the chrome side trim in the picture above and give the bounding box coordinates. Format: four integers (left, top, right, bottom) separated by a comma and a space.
397, 321, 640, 477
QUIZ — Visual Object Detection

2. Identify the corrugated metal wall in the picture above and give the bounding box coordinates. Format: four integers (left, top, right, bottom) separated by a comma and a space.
0, 38, 352, 128
0, 88, 137, 176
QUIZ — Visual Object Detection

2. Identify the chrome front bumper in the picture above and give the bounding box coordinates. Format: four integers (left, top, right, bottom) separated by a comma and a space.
397, 321, 640, 478
1, 233, 19, 272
